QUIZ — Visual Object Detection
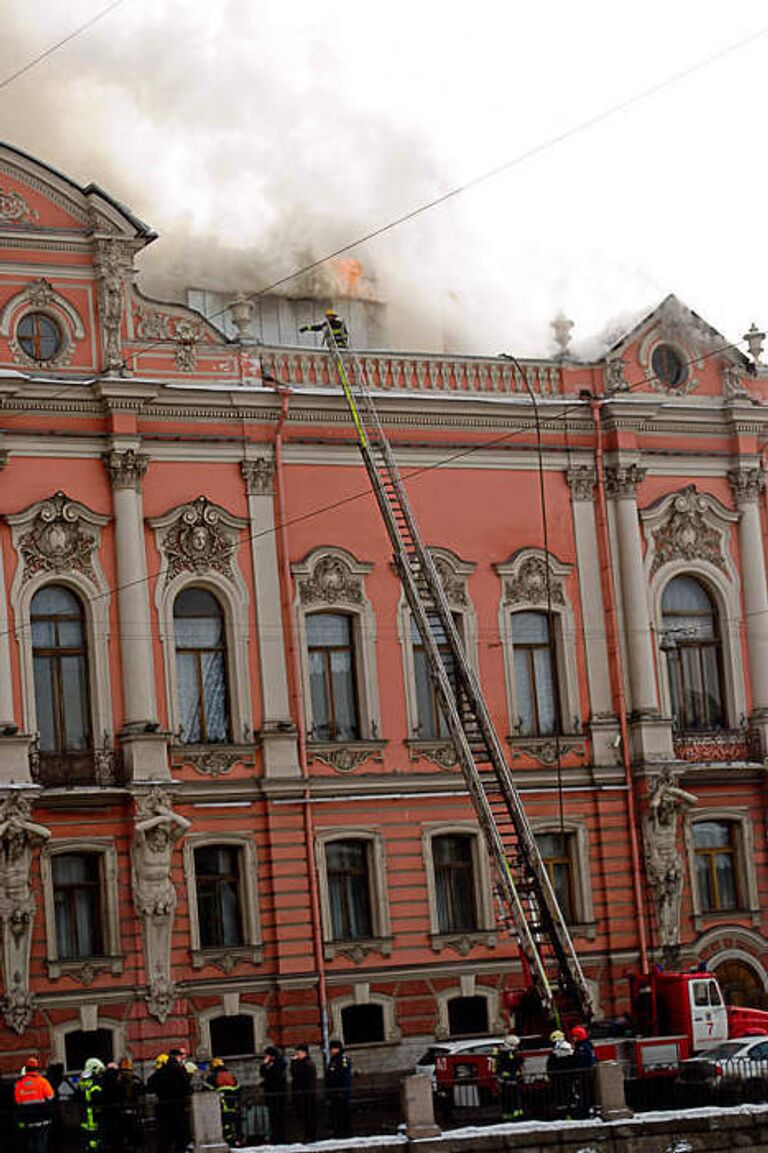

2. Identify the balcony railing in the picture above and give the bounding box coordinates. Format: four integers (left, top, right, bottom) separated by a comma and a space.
672, 729, 762, 764
260, 348, 564, 396
29, 739, 126, 787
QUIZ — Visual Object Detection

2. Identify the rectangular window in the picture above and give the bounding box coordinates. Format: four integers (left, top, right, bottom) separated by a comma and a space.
307, 613, 360, 740
512, 612, 560, 736
52, 853, 103, 959
535, 832, 575, 923
326, 839, 373, 940
195, 845, 244, 948
693, 821, 739, 912
411, 613, 459, 739
433, 835, 478, 933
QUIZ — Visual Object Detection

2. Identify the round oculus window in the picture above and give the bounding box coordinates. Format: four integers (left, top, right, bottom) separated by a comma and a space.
651, 343, 687, 389
17, 312, 62, 362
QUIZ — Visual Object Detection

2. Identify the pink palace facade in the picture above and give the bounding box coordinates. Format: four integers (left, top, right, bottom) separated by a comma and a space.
0, 142, 768, 1072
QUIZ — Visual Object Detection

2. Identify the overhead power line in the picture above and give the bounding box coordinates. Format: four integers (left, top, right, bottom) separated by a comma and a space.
0, 0, 127, 93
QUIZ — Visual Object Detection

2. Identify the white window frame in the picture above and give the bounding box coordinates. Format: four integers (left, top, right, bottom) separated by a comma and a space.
41, 837, 122, 979
422, 822, 495, 953
315, 828, 391, 962
496, 549, 580, 738
529, 818, 596, 939
292, 548, 381, 743
685, 809, 760, 932
330, 991, 401, 1048
183, 833, 262, 969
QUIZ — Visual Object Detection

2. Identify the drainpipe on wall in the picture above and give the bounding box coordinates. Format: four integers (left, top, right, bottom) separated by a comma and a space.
589, 395, 650, 974
272, 384, 331, 1060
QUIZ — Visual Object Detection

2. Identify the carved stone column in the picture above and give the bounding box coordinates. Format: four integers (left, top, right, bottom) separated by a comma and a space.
242, 456, 299, 777
0, 793, 50, 1033
729, 466, 768, 752
105, 448, 168, 781
567, 466, 620, 765
606, 463, 672, 761
132, 788, 190, 1022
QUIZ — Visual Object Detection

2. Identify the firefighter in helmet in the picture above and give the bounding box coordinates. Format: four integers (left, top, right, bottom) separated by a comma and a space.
299, 309, 350, 349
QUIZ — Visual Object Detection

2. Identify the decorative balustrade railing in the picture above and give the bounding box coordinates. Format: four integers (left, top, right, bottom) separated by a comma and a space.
672, 729, 762, 764
30, 739, 126, 787
260, 349, 564, 396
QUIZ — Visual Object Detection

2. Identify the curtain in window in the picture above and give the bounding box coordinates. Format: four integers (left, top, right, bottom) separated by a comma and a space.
511, 612, 558, 735
662, 576, 724, 731
52, 853, 102, 959
433, 835, 477, 933
307, 614, 360, 740
693, 821, 737, 911
326, 840, 372, 939
411, 613, 457, 738
174, 588, 230, 744
195, 845, 243, 948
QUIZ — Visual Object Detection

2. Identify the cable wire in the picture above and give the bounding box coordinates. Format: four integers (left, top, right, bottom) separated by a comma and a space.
0, 0, 128, 93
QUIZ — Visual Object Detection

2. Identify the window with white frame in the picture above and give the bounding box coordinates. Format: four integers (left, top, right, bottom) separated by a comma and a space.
316, 830, 391, 958
661, 576, 724, 732
411, 612, 459, 739
184, 835, 262, 966
511, 611, 560, 736
693, 820, 740, 912
173, 587, 231, 744
432, 834, 479, 933
306, 612, 360, 741
41, 840, 121, 977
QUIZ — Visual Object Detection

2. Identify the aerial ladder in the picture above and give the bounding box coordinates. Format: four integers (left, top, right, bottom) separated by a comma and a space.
320, 319, 593, 1025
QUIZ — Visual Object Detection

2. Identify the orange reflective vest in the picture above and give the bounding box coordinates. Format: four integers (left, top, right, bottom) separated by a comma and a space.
14, 1072, 54, 1107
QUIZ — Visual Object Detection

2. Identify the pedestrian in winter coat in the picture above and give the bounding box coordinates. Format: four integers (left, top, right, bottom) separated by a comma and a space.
325, 1040, 352, 1139
259, 1046, 287, 1144
290, 1043, 318, 1142
493, 1034, 525, 1121
14, 1058, 55, 1153
570, 1025, 597, 1117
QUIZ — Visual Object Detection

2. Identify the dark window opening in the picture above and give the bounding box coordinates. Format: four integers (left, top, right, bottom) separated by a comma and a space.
209, 1014, 256, 1057
342, 1003, 385, 1045
412, 612, 460, 738
535, 832, 576, 923
65, 1028, 114, 1073
53, 852, 103, 959
447, 995, 489, 1037
31, 584, 91, 755
651, 343, 687, 388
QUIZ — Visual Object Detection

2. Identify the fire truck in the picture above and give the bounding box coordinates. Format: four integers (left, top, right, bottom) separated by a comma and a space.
322, 323, 768, 1096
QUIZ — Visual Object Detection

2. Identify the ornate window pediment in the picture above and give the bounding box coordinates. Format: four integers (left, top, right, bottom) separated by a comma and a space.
641, 485, 739, 581
497, 548, 568, 609
294, 547, 372, 608
6, 492, 109, 588
149, 496, 247, 586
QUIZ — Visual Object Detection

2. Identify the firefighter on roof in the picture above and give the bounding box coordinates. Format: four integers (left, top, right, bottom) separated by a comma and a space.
299, 309, 350, 349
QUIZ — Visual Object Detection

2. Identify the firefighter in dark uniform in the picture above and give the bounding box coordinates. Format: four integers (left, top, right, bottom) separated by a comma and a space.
206, 1057, 241, 1147
493, 1034, 525, 1121
77, 1058, 105, 1153
299, 309, 350, 349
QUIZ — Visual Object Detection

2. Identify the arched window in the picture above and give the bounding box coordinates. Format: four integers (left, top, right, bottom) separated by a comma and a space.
306, 612, 360, 741
173, 588, 230, 744
661, 576, 724, 731
31, 584, 91, 754
511, 611, 560, 736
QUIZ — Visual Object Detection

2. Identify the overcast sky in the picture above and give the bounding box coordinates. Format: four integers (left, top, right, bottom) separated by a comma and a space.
1, 1, 767, 356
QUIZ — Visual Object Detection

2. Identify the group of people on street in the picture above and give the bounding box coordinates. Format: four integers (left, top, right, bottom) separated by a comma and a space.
493, 1023, 597, 1122
259, 1038, 352, 1144
11, 1038, 353, 1152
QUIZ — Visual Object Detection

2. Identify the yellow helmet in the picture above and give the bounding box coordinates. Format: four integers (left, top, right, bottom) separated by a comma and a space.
154, 1053, 169, 1069
549, 1030, 565, 1042
325, 308, 337, 317
211, 1057, 224, 1068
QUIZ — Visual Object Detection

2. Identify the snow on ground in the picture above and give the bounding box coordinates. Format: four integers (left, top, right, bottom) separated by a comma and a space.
241, 1103, 768, 1152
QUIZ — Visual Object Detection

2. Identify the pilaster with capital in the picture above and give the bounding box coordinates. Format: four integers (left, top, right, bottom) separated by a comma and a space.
104, 448, 168, 780
729, 466, 768, 732
567, 466, 618, 761
605, 462, 671, 758
241, 457, 298, 777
